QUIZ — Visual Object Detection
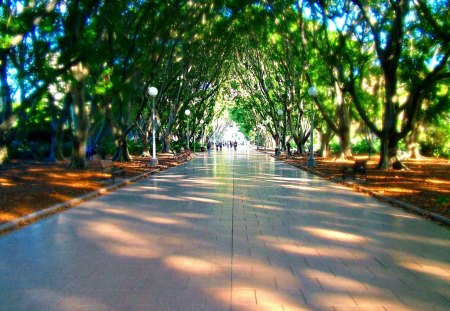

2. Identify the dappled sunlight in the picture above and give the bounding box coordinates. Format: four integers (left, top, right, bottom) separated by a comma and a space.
81, 222, 162, 259
141, 215, 186, 226
185, 178, 226, 186
372, 187, 420, 194
299, 227, 367, 243
252, 204, 284, 211
283, 185, 323, 191
165, 255, 215, 275
400, 261, 450, 280
174, 212, 210, 219
385, 212, 419, 219
184, 196, 223, 204
47, 181, 99, 190
303, 270, 377, 292
234, 287, 310, 311
426, 178, 449, 185
0, 178, 15, 186
260, 236, 367, 259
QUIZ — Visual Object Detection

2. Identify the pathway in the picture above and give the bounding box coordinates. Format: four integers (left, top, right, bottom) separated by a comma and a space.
1, 149, 449, 310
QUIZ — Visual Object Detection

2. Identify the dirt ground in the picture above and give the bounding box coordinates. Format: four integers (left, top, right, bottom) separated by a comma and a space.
281, 154, 450, 220
0, 152, 449, 225
0, 154, 183, 224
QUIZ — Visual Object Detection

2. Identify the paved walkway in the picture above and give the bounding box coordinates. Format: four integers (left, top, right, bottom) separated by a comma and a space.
1, 149, 449, 311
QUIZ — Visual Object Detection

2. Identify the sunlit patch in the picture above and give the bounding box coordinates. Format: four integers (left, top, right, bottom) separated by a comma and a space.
303, 269, 374, 292
184, 196, 222, 204
0, 178, 15, 186
234, 287, 309, 310
252, 204, 284, 211
83, 223, 161, 258
174, 212, 210, 219
187, 179, 226, 186
426, 178, 448, 184
165, 256, 212, 274
387, 212, 419, 219
0, 211, 23, 223
372, 187, 420, 194
300, 227, 367, 243
281, 185, 322, 191
400, 262, 450, 280
143, 216, 184, 225
262, 238, 367, 260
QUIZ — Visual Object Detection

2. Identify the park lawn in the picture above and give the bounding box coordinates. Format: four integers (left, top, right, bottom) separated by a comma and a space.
0, 153, 449, 225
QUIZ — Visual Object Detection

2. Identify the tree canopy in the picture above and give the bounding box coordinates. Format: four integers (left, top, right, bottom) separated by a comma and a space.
1, 0, 448, 168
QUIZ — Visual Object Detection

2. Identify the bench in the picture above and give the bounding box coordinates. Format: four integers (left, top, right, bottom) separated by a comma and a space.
288, 150, 300, 159
100, 160, 125, 183
172, 149, 190, 162
343, 159, 368, 181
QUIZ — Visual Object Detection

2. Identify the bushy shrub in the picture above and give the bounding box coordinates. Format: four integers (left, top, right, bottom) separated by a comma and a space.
351, 139, 380, 155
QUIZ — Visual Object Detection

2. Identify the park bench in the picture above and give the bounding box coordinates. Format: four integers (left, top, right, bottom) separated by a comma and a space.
342, 159, 368, 181
288, 150, 300, 159
100, 160, 125, 183
172, 148, 190, 162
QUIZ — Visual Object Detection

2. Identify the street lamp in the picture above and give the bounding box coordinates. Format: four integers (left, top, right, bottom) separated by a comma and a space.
277, 109, 283, 152
200, 119, 204, 150
148, 86, 158, 166
185, 109, 191, 149
307, 86, 318, 167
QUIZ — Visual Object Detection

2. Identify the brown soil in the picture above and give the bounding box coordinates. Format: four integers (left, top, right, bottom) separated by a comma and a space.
0, 154, 183, 224
0, 153, 449, 225
280, 154, 450, 220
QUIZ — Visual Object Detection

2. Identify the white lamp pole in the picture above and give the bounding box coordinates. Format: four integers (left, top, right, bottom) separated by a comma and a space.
148, 86, 158, 166
200, 119, 204, 149
185, 109, 191, 149
277, 109, 283, 151
307, 86, 318, 167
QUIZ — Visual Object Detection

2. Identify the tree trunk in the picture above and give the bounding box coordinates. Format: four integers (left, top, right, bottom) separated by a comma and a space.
319, 127, 333, 158
112, 132, 133, 162
338, 128, 353, 159
140, 129, 150, 157
406, 123, 421, 159
378, 134, 399, 169
69, 77, 89, 169
48, 94, 69, 162
0, 51, 12, 124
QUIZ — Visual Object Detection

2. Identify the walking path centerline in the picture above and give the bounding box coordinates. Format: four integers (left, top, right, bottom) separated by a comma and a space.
1, 149, 449, 311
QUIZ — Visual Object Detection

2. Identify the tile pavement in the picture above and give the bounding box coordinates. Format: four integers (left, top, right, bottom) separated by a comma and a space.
0, 149, 449, 310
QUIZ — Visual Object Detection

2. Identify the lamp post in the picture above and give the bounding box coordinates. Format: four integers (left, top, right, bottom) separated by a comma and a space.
277, 109, 283, 154
307, 86, 318, 167
148, 86, 158, 166
185, 109, 191, 149
200, 119, 204, 150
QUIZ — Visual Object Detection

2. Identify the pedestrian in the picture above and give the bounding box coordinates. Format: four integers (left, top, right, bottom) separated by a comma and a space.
233, 141, 237, 151
207, 141, 211, 154
286, 141, 291, 156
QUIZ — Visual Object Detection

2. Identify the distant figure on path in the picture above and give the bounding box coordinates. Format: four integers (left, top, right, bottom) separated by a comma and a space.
286, 142, 291, 155
233, 141, 237, 151
207, 141, 211, 154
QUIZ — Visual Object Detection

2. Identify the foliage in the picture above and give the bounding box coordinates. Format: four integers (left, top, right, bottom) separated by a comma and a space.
0, 0, 448, 168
